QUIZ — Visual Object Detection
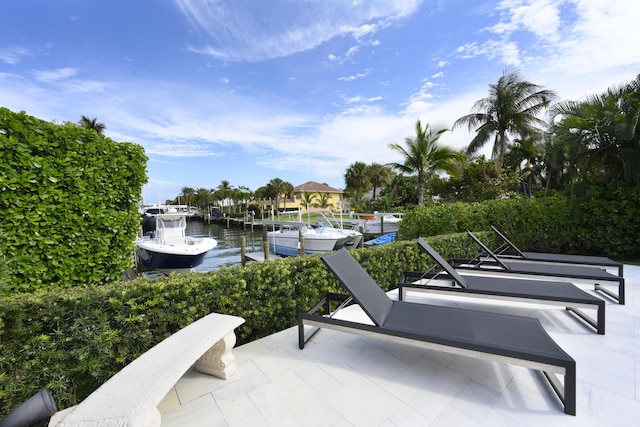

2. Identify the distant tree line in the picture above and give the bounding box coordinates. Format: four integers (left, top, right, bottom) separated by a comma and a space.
342, 71, 640, 211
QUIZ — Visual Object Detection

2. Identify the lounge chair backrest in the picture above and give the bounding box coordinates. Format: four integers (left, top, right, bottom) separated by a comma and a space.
416, 238, 467, 287
466, 231, 511, 271
490, 226, 526, 257
321, 249, 393, 326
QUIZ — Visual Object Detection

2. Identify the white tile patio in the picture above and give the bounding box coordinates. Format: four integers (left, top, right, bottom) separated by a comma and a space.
159, 265, 640, 426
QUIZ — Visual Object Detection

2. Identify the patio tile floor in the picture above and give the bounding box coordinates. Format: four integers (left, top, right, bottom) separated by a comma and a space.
159, 265, 640, 426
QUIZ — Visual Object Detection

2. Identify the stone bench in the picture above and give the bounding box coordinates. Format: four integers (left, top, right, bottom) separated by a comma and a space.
50, 312, 245, 427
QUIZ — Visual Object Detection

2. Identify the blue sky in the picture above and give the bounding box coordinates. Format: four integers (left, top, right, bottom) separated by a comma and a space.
2, 0, 639, 204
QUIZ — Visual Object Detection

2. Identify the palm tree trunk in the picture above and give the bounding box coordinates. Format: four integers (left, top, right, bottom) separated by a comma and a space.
417, 175, 425, 205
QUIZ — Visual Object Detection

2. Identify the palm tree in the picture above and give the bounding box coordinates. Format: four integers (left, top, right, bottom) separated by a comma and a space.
299, 192, 317, 223
551, 74, 640, 186
229, 188, 245, 214
253, 185, 268, 211
194, 188, 211, 210
504, 131, 541, 197
388, 120, 464, 205
180, 186, 195, 207
317, 192, 333, 210
216, 180, 233, 213
282, 182, 294, 212
368, 163, 391, 200
388, 174, 418, 206
373, 192, 398, 211
78, 115, 106, 135
299, 192, 317, 210
540, 133, 572, 195
454, 70, 557, 171
266, 178, 292, 214
344, 161, 370, 202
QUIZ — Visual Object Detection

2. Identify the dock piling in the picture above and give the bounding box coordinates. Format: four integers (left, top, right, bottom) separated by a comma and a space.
240, 236, 247, 266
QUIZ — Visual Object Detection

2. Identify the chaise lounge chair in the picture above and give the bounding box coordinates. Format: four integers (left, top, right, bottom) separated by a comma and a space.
402, 238, 605, 334
484, 226, 623, 277
451, 231, 625, 305
298, 248, 577, 415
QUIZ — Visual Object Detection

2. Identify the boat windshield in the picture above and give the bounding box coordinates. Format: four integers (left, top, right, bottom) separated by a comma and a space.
316, 219, 333, 229
157, 216, 186, 229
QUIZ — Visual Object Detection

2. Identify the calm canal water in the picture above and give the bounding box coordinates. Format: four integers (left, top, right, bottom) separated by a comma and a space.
185, 219, 266, 271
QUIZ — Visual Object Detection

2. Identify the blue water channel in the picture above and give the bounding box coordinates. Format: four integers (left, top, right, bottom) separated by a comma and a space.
185, 219, 266, 272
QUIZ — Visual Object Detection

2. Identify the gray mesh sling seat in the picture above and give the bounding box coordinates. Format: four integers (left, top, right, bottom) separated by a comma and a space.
298, 248, 576, 415
454, 227, 623, 283
401, 238, 606, 334
451, 231, 625, 305
488, 226, 623, 277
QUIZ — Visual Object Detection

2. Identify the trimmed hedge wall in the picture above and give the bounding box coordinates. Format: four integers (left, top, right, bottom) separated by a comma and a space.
400, 187, 640, 258
0, 233, 480, 415
0, 107, 147, 293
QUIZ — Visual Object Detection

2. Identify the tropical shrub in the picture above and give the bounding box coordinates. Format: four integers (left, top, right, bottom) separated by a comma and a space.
0, 233, 480, 415
399, 189, 640, 258
0, 107, 147, 293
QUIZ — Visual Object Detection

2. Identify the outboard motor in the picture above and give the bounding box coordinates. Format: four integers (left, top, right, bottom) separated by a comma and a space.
140, 214, 156, 236
0, 389, 57, 427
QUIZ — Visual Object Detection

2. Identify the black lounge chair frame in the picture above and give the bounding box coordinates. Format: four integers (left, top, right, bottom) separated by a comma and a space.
404, 238, 605, 334
489, 226, 623, 278
452, 231, 625, 305
298, 249, 577, 415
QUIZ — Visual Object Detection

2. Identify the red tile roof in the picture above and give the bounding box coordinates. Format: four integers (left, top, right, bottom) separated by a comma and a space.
293, 181, 342, 193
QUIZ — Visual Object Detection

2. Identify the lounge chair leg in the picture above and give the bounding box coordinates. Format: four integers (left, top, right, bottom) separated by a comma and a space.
543, 366, 576, 415
594, 283, 624, 305
298, 318, 305, 349
566, 306, 605, 335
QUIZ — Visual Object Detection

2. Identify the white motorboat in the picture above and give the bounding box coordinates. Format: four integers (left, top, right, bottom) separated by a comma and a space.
358, 213, 402, 234
315, 217, 364, 248
135, 213, 217, 273
265, 210, 363, 257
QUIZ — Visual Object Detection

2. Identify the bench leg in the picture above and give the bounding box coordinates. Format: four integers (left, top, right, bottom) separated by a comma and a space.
194, 332, 238, 379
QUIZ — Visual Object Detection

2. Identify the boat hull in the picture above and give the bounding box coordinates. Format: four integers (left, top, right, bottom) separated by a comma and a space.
267, 230, 348, 256
137, 247, 210, 273
363, 219, 401, 234
135, 235, 217, 273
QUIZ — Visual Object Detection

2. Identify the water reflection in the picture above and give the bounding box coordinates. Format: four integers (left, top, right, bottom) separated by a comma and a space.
185, 220, 265, 271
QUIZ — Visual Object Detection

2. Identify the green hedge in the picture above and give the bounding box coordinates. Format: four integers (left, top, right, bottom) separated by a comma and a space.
0, 233, 480, 415
0, 108, 147, 293
400, 188, 640, 258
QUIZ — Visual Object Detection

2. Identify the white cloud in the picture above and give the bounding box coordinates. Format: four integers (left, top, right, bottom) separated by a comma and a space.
62, 80, 106, 93
457, 0, 640, 94
32, 68, 77, 82
143, 141, 227, 158
457, 38, 521, 65
341, 23, 379, 40
338, 69, 371, 81
481, 0, 640, 100
175, 0, 424, 62
491, 0, 561, 42
0, 46, 32, 65
345, 95, 383, 103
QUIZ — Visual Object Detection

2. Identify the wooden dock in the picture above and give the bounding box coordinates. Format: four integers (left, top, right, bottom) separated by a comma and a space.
240, 238, 281, 265
243, 252, 281, 262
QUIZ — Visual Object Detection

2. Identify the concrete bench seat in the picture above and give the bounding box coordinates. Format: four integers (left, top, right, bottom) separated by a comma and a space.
50, 312, 245, 427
